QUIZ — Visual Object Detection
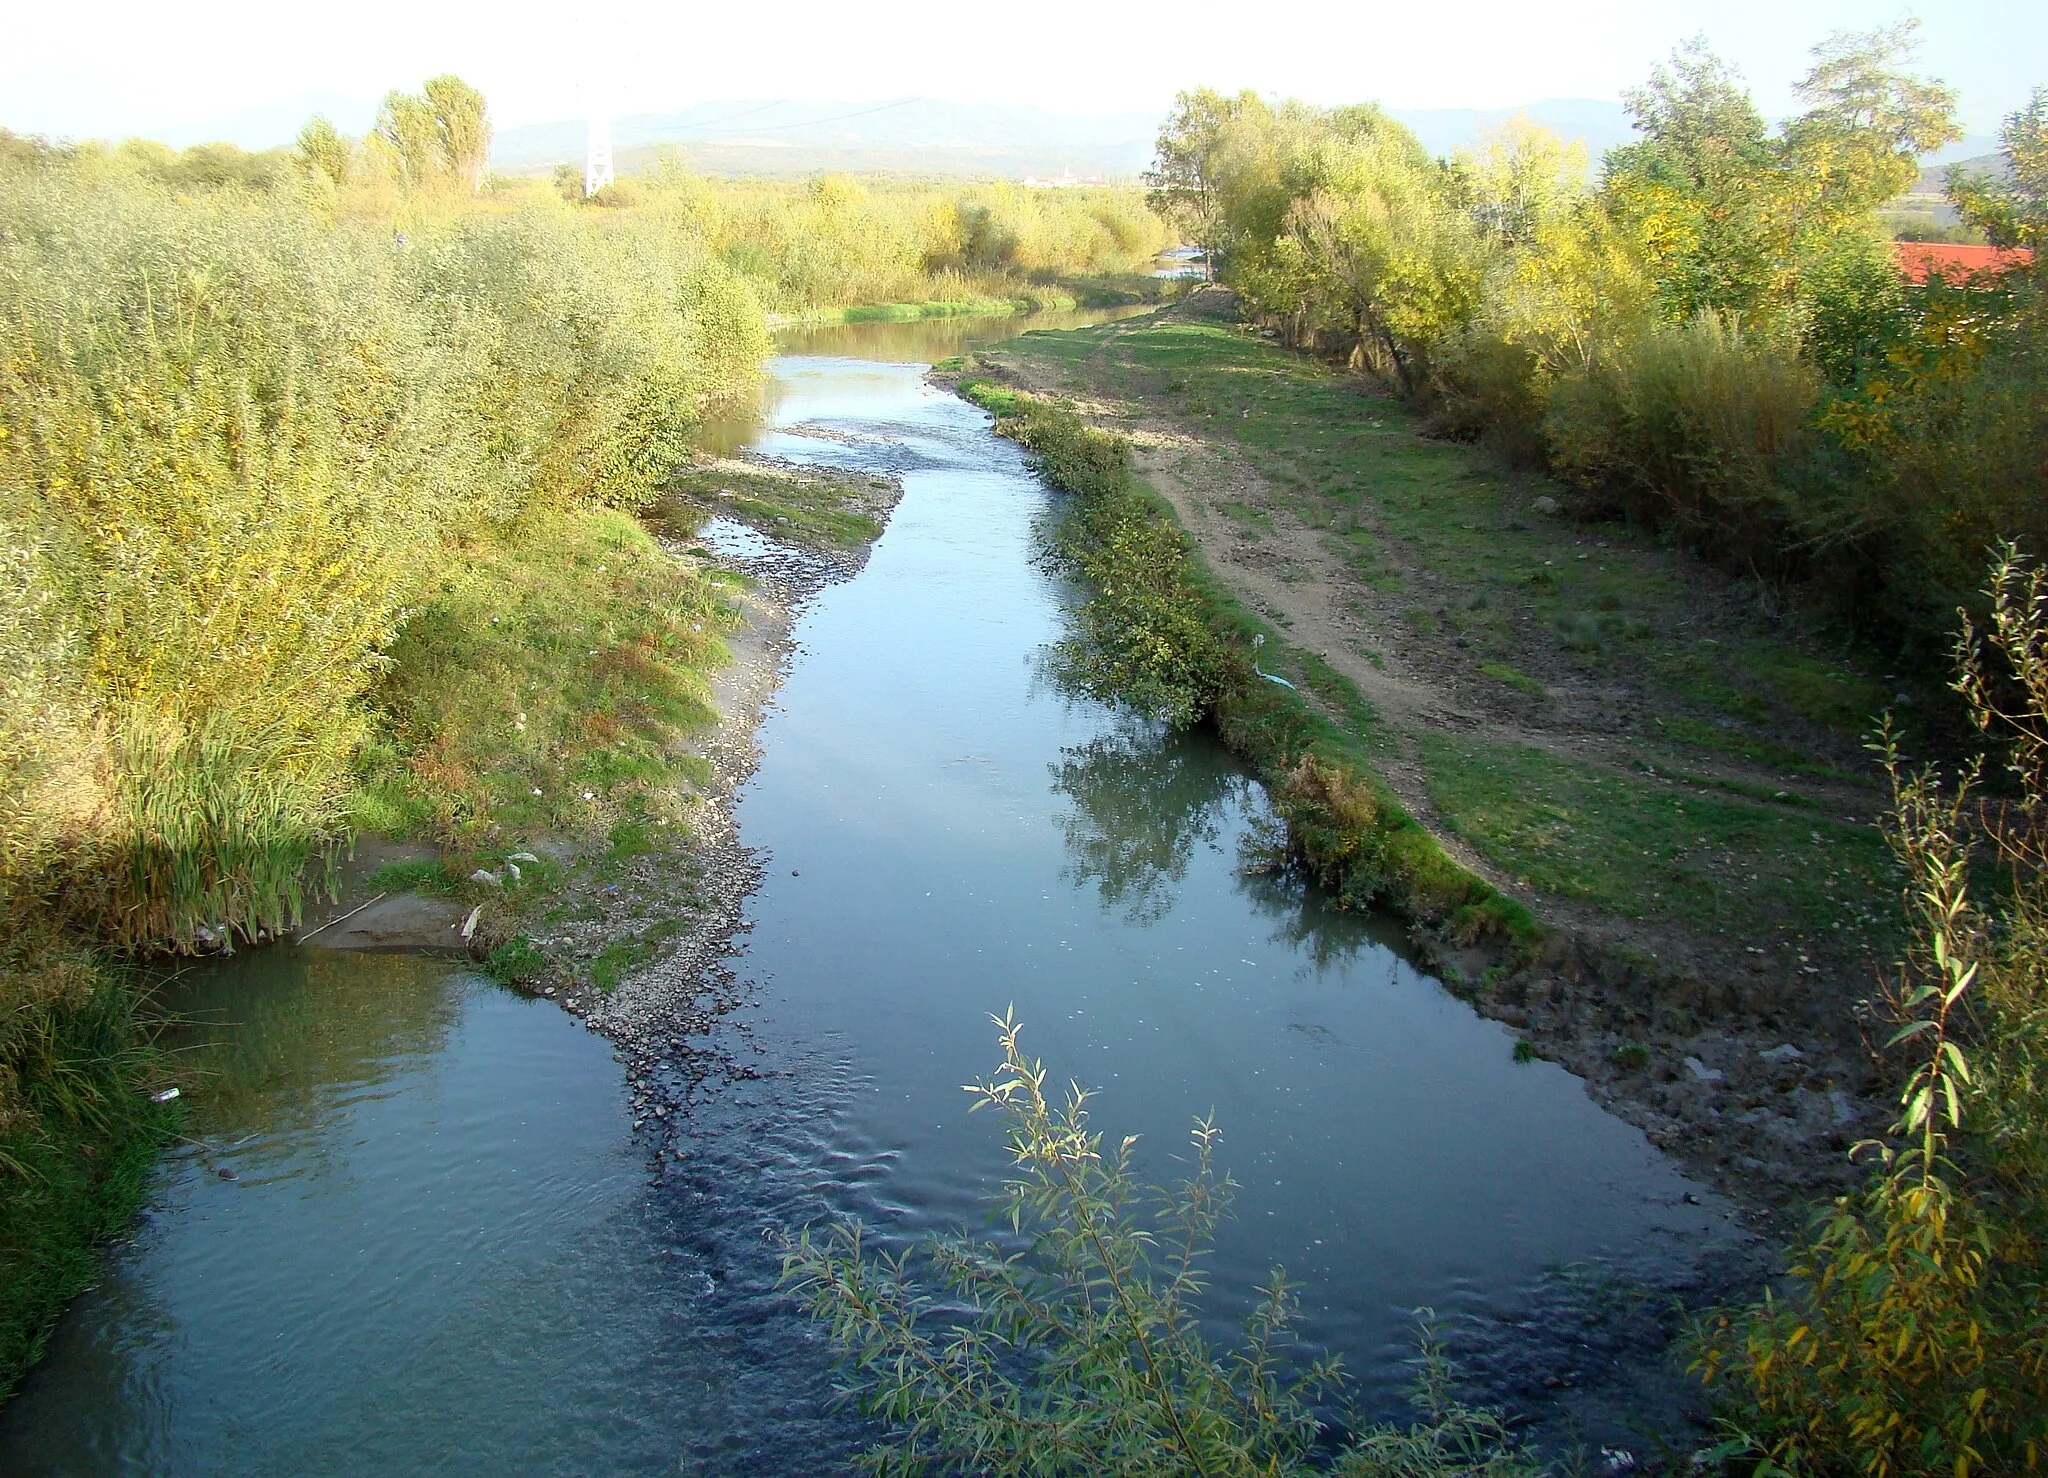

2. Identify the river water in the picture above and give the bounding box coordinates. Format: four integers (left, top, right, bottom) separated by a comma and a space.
0, 311, 1736, 1474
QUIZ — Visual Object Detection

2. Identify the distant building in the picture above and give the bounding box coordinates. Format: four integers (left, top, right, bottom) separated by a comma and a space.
1894, 241, 2034, 285
1021, 168, 1111, 190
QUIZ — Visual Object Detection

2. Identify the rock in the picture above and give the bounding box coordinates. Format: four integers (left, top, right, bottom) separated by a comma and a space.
1685, 1056, 1725, 1084
1529, 495, 1560, 516
1759, 1043, 1804, 1063
1830, 1089, 1859, 1126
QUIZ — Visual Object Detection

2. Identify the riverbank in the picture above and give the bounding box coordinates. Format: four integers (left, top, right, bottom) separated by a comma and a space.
948, 291, 1910, 1225
296, 456, 905, 1077
0, 453, 902, 1410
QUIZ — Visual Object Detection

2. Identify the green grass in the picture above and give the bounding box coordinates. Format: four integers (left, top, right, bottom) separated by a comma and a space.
991, 309, 1908, 952
0, 953, 175, 1403
365, 858, 460, 896
1479, 661, 1546, 696
352, 505, 735, 849
960, 376, 1536, 949
587, 921, 686, 994
1416, 734, 1899, 941
1005, 316, 1906, 769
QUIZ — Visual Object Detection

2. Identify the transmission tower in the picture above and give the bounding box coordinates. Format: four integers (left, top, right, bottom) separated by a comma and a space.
584, 114, 615, 197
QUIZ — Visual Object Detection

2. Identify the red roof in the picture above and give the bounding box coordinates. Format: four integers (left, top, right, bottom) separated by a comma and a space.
1894, 241, 2034, 284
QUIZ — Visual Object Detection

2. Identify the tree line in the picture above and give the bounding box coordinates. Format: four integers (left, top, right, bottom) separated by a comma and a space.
1150, 25, 2046, 657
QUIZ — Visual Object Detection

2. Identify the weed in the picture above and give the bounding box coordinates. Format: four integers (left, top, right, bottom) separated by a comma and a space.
783, 1014, 1544, 1476
1480, 662, 1546, 696
483, 935, 549, 987
1610, 1042, 1651, 1072
365, 859, 458, 896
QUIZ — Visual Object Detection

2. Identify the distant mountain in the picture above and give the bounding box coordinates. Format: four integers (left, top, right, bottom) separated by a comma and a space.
151, 94, 379, 150
491, 97, 1649, 181
491, 100, 1161, 180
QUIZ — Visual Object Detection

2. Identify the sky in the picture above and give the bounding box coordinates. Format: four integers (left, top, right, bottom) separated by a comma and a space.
6, 0, 2040, 145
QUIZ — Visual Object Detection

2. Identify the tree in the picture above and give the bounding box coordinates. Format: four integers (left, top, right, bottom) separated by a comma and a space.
1784, 22, 1960, 221
375, 89, 441, 189
1277, 125, 1480, 391
1148, 88, 1258, 273
374, 76, 491, 192
1950, 87, 2048, 254
295, 115, 351, 187
1604, 30, 1957, 326
1453, 115, 1587, 248
422, 74, 491, 193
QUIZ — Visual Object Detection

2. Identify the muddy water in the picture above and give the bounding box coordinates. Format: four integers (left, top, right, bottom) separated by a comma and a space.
0, 311, 1737, 1474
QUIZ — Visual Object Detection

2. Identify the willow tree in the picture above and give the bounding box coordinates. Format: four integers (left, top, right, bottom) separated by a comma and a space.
1273, 120, 1481, 391
374, 76, 491, 193
423, 75, 491, 193
295, 115, 351, 187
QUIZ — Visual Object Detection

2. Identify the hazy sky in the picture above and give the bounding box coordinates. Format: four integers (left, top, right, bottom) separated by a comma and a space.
8, 0, 2040, 142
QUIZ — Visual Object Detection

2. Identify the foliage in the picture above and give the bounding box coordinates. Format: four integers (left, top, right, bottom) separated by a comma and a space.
1544, 311, 1821, 570
967, 380, 1234, 726
1948, 88, 2048, 254
352, 505, 732, 847
960, 376, 1534, 945
0, 135, 762, 953
1695, 551, 2048, 1475
783, 1012, 1545, 1477
0, 927, 170, 1401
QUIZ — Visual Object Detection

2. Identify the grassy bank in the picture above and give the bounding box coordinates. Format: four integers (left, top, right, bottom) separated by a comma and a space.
954, 374, 1536, 949
777, 274, 1188, 329
0, 935, 174, 1401
975, 308, 1905, 970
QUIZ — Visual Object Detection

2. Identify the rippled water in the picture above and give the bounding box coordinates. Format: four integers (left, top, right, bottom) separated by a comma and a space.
0, 313, 1736, 1474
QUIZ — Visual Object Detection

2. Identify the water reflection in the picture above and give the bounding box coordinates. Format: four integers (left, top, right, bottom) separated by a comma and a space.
156, 950, 464, 1171
1046, 714, 1393, 972
1049, 720, 1249, 924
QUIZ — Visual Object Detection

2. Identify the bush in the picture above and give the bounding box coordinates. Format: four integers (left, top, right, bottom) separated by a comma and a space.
1695, 551, 2048, 1474
0, 927, 169, 1400
1545, 313, 1821, 572
783, 1013, 1545, 1477
0, 157, 762, 952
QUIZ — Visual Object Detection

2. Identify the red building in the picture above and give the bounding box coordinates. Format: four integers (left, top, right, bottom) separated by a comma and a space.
1894, 241, 2035, 284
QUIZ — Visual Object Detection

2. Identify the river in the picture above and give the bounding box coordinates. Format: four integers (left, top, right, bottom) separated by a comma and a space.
0, 309, 1739, 1474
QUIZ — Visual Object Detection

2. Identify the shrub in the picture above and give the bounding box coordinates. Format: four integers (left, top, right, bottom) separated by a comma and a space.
783, 1013, 1545, 1477
1545, 313, 1821, 572
1694, 551, 2048, 1474
0, 157, 761, 952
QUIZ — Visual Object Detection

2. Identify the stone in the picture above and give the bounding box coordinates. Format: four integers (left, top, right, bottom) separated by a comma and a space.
1529, 494, 1560, 515
1758, 1043, 1804, 1063
1684, 1055, 1725, 1084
